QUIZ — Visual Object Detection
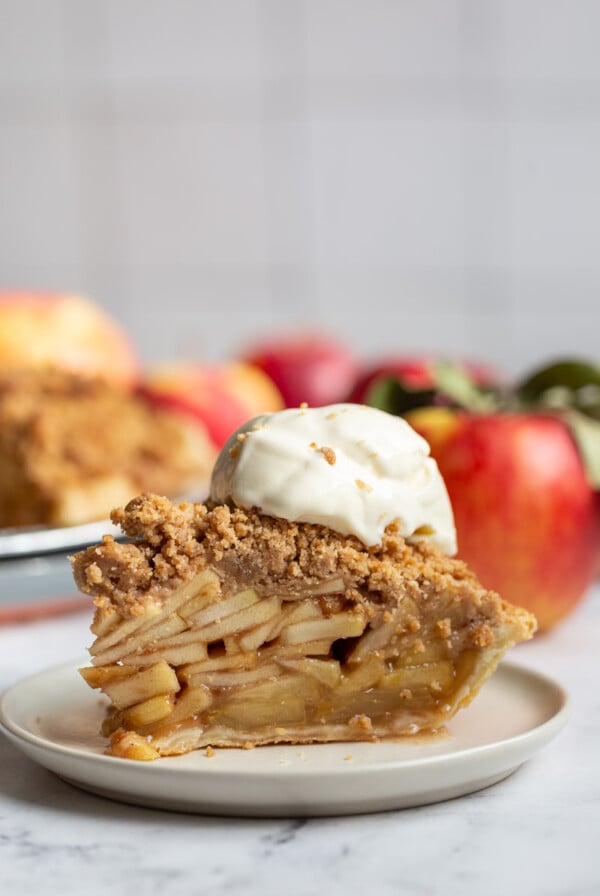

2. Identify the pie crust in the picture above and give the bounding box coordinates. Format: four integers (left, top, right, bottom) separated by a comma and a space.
72, 494, 536, 760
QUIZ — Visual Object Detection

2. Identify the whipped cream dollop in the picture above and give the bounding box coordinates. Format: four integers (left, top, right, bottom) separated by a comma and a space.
210, 403, 457, 554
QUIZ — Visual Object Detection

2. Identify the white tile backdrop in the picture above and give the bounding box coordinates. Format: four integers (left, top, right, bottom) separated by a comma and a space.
0, 0, 599, 376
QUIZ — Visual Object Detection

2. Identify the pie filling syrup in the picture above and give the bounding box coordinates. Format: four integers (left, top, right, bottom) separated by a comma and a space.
72, 494, 536, 760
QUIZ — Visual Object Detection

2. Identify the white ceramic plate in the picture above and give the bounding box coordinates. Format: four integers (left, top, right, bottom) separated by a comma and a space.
0, 659, 569, 817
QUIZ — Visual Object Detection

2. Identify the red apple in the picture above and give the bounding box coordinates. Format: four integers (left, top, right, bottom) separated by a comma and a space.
243, 333, 360, 408
142, 361, 284, 448
407, 408, 597, 631
0, 291, 139, 387
594, 490, 600, 576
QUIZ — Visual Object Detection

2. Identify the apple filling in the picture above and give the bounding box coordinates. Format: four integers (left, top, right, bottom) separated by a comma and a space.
79, 565, 533, 761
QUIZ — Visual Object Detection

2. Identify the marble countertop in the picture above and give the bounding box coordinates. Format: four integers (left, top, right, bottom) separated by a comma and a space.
1, 589, 599, 896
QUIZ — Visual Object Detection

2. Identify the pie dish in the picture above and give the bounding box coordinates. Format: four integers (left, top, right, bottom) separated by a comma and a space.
72, 404, 536, 761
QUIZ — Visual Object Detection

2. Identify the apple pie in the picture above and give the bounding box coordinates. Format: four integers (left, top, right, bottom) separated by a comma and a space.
0, 369, 215, 529
73, 493, 536, 760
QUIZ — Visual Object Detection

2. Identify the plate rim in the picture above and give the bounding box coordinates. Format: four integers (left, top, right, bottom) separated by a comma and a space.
0, 519, 120, 559
0, 657, 571, 780
0, 490, 207, 559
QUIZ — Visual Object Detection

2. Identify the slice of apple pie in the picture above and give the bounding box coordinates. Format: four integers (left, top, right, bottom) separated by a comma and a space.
73, 490, 535, 761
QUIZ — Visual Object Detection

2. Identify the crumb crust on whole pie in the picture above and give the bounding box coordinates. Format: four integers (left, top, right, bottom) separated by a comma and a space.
0, 371, 214, 528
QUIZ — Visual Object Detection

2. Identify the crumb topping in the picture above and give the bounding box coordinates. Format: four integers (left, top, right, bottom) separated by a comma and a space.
436, 617, 452, 639
319, 446, 336, 465
71, 493, 508, 627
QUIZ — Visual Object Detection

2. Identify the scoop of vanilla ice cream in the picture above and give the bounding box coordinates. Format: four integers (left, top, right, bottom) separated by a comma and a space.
209, 403, 457, 554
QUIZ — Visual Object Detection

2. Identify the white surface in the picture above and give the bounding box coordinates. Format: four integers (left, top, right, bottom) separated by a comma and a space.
0, 588, 599, 895
0, 659, 567, 817
211, 404, 456, 552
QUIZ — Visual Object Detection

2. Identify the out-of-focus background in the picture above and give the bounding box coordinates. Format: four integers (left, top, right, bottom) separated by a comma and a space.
1, 0, 599, 373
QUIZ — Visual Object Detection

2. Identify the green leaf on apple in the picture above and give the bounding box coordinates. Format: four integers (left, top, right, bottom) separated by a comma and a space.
516, 358, 600, 487
365, 362, 499, 416
517, 359, 600, 418
432, 360, 497, 413
561, 409, 600, 489
365, 376, 437, 415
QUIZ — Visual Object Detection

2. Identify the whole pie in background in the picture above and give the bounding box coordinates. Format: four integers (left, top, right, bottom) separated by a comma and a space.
0, 369, 214, 529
